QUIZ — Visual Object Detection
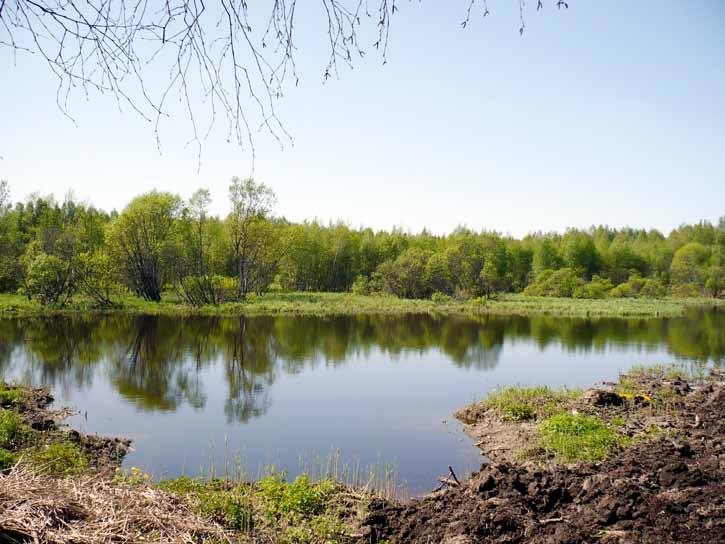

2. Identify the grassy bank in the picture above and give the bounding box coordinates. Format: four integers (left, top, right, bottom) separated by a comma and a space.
457, 363, 713, 464
0, 291, 722, 319
0, 382, 373, 543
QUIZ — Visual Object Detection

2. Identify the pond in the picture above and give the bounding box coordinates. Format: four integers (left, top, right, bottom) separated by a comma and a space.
0, 309, 722, 494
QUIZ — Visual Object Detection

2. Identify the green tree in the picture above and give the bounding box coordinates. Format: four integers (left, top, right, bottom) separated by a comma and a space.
106, 191, 182, 301
75, 250, 123, 307
670, 242, 710, 293
705, 266, 724, 298
227, 178, 280, 297
23, 252, 75, 306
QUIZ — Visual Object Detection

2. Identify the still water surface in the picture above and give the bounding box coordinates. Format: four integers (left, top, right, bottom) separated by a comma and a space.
0, 310, 722, 494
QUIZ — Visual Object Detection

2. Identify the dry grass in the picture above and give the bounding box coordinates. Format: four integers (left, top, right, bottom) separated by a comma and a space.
0, 467, 233, 544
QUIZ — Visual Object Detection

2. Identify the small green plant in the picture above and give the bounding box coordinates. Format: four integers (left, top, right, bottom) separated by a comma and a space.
482, 386, 581, 421
431, 291, 452, 304
158, 477, 254, 531
0, 384, 21, 408
0, 447, 17, 470
258, 473, 333, 520
114, 466, 151, 486
0, 409, 28, 448
29, 442, 88, 476
539, 413, 631, 462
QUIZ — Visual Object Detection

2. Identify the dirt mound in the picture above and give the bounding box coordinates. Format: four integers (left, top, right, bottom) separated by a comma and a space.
364, 377, 725, 543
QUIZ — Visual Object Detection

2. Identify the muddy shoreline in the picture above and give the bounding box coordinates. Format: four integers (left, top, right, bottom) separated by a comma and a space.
364, 369, 725, 543
1, 369, 724, 543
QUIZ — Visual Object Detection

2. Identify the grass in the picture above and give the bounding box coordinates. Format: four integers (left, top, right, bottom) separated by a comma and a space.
0, 447, 17, 470
0, 291, 722, 319
157, 471, 358, 542
538, 413, 632, 462
27, 442, 88, 476
0, 384, 21, 408
479, 385, 582, 421
0, 409, 29, 449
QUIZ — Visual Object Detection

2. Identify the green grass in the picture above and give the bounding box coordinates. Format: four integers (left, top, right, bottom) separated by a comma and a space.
1, 291, 722, 318
158, 472, 353, 541
0, 409, 29, 449
0, 447, 17, 470
538, 413, 632, 462
28, 442, 88, 476
480, 385, 582, 421
0, 384, 21, 408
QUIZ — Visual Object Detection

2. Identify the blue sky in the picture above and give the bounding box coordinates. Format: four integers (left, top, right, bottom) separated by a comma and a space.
1, 0, 724, 236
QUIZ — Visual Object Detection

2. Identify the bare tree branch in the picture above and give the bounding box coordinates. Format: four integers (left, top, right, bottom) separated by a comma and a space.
1, 1, 567, 163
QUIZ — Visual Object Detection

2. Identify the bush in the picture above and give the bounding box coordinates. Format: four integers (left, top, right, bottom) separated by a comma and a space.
610, 275, 666, 298
23, 252, 75, 306
572, 275, 614, 299
523, 268, 583, 297
176, 275, 238, 306
431, 291, 452, 304
350, 275, 371, 296
75, 251, 123, 307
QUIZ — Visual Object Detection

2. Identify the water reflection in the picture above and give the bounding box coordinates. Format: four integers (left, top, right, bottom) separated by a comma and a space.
0, 310, 722, 420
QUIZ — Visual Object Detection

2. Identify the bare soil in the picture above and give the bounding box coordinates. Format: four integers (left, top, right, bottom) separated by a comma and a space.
363, 372, 725, 543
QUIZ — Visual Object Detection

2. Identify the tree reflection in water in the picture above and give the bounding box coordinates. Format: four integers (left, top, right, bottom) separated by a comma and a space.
0, 309, 722, 420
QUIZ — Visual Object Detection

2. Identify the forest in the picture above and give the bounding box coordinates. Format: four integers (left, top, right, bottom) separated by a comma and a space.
0, 179, 723, 308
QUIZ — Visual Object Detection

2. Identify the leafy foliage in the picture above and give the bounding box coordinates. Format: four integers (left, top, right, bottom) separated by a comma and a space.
23, 252, 75, 306
1, 180, 724, 305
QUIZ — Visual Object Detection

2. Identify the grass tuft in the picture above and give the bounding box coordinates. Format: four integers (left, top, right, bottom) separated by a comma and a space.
482, 386, 582, 421
28, 442, 88, 476
0, 384, 21, 408
538, 413, 631, 462
0, 409, 29, 449
0, 447, 18, 470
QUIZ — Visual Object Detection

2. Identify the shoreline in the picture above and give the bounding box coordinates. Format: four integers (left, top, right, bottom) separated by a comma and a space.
1, 365, 723, 542
1, 292, 723, 319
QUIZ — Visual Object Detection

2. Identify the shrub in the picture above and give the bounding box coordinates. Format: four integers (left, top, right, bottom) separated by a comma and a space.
23, 252, 75, 306
176, 275, 238, 306
350, 275, 371, 296
572, 275, 614, 299
610, 275, 666, 298
75, 251, 123, 307
431, 291, 452, 304
523, 268, 583, 298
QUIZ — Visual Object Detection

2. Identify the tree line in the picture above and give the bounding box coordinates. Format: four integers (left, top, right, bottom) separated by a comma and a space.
0, 179, 723, 307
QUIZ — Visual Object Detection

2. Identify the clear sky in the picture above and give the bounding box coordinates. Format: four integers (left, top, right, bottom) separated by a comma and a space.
1, 1, 724, 237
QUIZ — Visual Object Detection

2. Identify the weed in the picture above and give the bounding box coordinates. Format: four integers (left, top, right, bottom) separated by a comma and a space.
29, 442, 88, 476
113, 466, 150, 487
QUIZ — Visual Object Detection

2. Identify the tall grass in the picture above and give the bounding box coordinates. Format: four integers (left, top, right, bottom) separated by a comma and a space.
1, 291, 722, 319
